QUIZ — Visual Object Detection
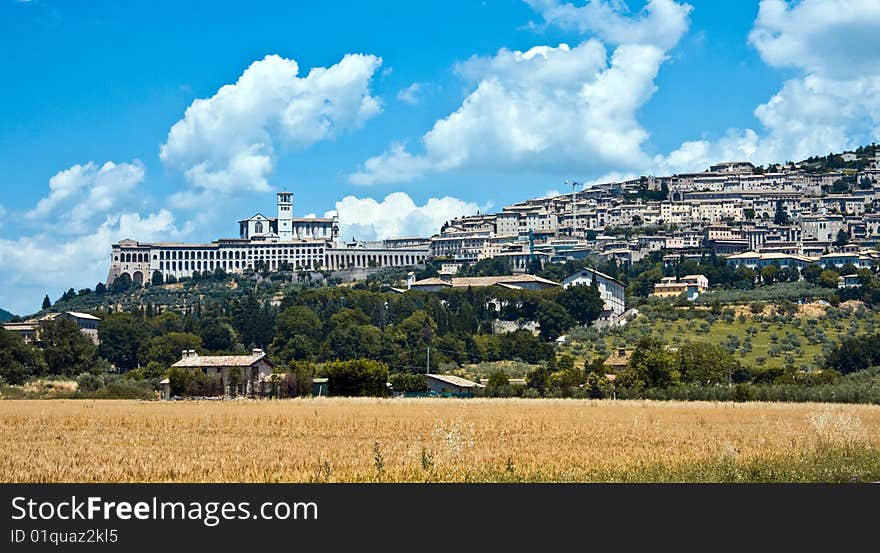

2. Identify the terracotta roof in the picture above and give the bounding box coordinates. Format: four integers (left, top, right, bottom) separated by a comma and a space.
172, 353, 273, 368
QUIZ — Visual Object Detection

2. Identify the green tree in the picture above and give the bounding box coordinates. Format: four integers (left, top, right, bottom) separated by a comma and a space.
40, 318, 100, 376
41, 295, 51, 310
398, 310, 437, 348
624, 336, 678, 389
526, 365, 549, 394
535, 300, 575, 341
142, 332, 202, 367
275, 306, 323, 341
819, 269, 841, 288
677, 342, 737, 385
628, 267, 664, 298
760, 264, 778, 284
282, 360, 317, 397
199, 320, 236, 351
320, 359, 389, 397
326, 324, 383, 360
151, 311, 183, 334
487, 369, 510, 388
557, 281, 604, 325
801, 263, 822, 284
271, 306, 322, 363
0, 328, 47, 384
825, 332, 880, 374
110, 273, 135, 293
98, 312, 151, 370
151, 271, 164, 286
389, 372, 428, 393
457, 257, 513, 277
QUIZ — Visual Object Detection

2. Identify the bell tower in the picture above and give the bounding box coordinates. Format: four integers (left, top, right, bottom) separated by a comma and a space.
277, 192, 293, 239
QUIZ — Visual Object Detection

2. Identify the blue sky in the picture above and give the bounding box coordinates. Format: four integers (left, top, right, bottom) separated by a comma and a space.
2, 0, 880, 314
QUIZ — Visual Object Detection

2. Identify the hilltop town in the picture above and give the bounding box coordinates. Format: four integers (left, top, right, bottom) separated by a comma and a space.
436, 146, 880, 278
104, 145, 880, 295
7, 144, 880, 406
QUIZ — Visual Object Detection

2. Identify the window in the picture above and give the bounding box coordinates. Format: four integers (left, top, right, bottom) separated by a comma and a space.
255, 221, 264, 234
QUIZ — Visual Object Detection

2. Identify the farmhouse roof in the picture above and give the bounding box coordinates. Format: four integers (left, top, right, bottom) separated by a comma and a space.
171, 351, 273, 369
425, 373, 484, 388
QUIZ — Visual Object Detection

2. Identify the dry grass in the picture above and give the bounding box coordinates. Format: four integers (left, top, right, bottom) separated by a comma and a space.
1, 398, 879, 483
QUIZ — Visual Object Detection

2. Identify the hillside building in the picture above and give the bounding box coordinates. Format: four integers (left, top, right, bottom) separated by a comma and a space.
106, 192, 428, 286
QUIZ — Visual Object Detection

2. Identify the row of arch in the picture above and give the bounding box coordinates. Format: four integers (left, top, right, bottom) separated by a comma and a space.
117, 252, 148, 263
157, 258, 321, 272
118, 251, 428, 275
325, 253, 427, 270
154, 248, 323, 261
117, 248, 328, 264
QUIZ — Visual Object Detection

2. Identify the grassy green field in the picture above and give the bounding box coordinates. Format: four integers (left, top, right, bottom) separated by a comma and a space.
566, 301, 880, 371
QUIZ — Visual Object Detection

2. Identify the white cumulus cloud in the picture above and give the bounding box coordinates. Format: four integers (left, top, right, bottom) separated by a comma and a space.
161, 53, 383, 200
0, 210, 186, 315
0, 161, 189, 315
25, 160, 146, 234
525, 0, 693, 50
397, 83, 422, 105
326, 192, 479, 241
349, 0, 691, 185
659, 0, 880, 173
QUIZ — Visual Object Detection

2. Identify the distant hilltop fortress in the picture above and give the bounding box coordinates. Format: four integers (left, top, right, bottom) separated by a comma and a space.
106, 192, 430, 286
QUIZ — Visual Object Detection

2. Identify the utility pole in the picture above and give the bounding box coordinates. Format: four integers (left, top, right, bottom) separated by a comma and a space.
426, 346, 431, 374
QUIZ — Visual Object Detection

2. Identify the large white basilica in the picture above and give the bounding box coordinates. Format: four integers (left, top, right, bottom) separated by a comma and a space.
106, 192, 430, 286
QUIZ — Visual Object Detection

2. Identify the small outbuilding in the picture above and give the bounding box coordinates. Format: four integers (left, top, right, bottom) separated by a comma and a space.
312, 378, 329, 397
425, 374, 484, 397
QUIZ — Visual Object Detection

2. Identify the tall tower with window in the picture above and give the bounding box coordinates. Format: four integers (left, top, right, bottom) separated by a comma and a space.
277, 192, 293, 239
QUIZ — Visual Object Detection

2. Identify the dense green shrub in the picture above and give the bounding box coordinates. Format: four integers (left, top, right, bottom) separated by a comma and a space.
320, 359, 389, 397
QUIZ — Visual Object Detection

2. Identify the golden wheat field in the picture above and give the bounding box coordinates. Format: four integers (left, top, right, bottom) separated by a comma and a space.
1, 398, 880, 483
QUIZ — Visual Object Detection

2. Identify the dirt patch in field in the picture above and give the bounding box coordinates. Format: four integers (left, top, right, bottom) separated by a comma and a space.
21, 379, 78, 395
727, 299, 865, 320
797, 303, 828, 318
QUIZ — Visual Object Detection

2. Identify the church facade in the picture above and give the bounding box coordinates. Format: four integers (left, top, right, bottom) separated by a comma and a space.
105, 192, 430, 286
